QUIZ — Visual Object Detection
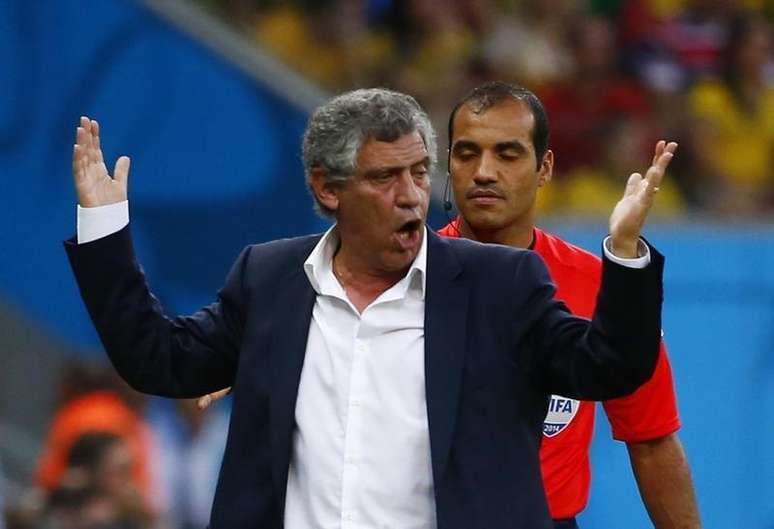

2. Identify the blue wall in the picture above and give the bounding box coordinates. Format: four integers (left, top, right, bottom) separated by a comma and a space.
558, 224, 774, 528
1, 1, 772, 527
0, 0, 329, 351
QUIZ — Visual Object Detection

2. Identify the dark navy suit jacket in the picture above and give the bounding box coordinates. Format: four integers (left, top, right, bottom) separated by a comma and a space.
65, 226, 663, 529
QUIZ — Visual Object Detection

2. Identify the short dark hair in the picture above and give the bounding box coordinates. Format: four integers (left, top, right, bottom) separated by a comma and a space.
447, 82, 550, 170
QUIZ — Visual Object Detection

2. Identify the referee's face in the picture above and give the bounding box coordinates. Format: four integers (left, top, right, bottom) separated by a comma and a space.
450, 100, 553, 243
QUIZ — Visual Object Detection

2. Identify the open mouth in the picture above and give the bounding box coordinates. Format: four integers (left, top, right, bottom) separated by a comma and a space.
395, 220, 422, 247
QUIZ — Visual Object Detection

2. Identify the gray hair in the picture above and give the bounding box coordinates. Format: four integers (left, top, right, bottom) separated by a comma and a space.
302, 88, 438, 217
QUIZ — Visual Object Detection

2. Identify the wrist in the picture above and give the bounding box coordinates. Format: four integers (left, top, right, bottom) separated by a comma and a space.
609, 236, 639, 258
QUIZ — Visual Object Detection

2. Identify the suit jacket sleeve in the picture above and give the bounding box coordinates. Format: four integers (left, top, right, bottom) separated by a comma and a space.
523, 242, 665, 400
64, 224, 246, 398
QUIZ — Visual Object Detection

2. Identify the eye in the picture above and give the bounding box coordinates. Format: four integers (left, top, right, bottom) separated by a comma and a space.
453, 150, 477, 162
412, 164, 429, 178
369, 171, 394, 183
499, 151, 521, 161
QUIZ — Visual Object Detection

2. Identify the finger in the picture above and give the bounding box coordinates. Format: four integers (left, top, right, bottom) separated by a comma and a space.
646, 150, 674, 189
79, 152, 89, 184
79, 118, 97, 165
73, 144, 86, 174
196, 387, 231, 410
196, 394, 212, 410
81, 117, 94, 158
624, 172, 642, 198
91, 119, 104, 163
212, 387, 232, 401
74, 130, 91, 180
113, 156, 131, 188
76, 126, 88, 150
72, 144, 82, 182
651, 140, 665, 166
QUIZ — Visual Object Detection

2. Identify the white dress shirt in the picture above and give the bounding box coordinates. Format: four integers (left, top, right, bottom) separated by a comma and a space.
76, 201, 649, 529
286, 226, 435, 529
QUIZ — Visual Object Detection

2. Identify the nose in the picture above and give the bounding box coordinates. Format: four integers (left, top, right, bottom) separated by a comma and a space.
395, 169, 422, 209
473, 151, 498, 185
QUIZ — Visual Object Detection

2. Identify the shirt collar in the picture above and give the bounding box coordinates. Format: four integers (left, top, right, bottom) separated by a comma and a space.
303, 225, 428, 301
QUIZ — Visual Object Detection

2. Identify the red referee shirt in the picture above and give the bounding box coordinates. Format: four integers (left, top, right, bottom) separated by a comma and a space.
437, 220, 681, 519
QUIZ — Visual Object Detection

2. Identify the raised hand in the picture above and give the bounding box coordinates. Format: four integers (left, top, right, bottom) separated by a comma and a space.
73, 116, 130, 207
608, 140, 678, 258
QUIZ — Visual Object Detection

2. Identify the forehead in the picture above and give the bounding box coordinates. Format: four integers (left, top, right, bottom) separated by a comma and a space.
356, 131, 428, 170
453, 99, 535, 149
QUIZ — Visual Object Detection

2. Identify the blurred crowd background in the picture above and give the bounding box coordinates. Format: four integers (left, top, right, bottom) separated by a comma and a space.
202, 0, 774, 218
1, 1, 774, 528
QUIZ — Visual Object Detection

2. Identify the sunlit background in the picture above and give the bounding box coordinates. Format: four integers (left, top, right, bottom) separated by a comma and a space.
1, 1, 773, 528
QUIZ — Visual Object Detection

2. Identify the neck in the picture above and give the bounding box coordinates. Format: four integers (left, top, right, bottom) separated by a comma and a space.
458, 216, 535, 249
332, 235, 411, 313
333, 250, 406, 292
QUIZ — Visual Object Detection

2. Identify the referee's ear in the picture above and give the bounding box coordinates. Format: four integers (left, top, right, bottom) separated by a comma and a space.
538, 149, 554, 188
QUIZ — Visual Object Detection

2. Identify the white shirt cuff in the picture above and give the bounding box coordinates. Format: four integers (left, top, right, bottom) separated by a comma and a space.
77, 201, 129, 244
602, 236, 650, 269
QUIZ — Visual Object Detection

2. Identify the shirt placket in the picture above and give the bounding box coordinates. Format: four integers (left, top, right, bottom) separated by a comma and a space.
340, 318, 369, 527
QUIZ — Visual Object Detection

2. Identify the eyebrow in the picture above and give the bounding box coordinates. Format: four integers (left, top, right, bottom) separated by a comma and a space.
494, 141, 528, 154
452, 139, 529, 154
361, 156, 431, 177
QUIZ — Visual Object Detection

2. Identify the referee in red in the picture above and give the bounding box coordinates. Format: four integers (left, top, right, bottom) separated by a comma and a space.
440, 81, 701, 529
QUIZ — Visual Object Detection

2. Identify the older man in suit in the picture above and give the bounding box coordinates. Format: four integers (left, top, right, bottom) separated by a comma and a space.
66, 88, 674, 529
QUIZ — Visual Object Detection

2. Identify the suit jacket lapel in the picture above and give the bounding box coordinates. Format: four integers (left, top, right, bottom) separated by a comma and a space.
269, 239, 318, 513
424, 231, 468, 483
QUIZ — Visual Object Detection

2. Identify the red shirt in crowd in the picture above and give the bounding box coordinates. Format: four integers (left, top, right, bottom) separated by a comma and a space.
437, 221, 681, 519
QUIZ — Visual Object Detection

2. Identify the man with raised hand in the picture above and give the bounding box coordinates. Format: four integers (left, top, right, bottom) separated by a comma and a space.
66, 88, 671, 529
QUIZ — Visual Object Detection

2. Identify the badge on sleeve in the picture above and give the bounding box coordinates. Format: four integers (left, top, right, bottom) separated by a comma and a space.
543, 395, 580, 437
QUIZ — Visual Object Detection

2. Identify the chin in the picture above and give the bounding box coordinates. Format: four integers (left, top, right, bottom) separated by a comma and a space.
463, 209, 508, 231
383, 251, 418, 273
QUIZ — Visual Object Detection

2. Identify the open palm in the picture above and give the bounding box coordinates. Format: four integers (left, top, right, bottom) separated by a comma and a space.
609, 140, 678, 254
73, 116, 130, 207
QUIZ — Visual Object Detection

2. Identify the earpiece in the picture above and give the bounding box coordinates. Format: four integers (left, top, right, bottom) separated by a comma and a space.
442, 171, 453, 211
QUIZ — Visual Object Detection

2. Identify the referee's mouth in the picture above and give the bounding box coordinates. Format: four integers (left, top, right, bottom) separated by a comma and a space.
466, 188, 505, 205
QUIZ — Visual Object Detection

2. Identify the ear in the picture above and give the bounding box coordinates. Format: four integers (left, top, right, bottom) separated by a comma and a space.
310, 168, 340, 213
537, 149, 554, 187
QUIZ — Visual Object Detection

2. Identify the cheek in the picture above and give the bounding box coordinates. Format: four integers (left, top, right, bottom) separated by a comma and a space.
505, 169, 540, 196
450, 168, 472, 196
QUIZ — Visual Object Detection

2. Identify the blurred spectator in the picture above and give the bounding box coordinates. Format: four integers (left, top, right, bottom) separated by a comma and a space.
687, 13, 774, 214
392, 0, 483, 130
480, 0, 576, 90
254, 0, 396, 89
540, 15, 655, 179
35, 363, 157, 515
193, 0, 774, 218
558, 118, 684, 216
143, 399, 229, 529
43, 433, 154, 529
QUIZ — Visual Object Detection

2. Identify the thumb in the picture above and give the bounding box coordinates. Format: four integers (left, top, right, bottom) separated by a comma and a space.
114, 156, 131, 189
